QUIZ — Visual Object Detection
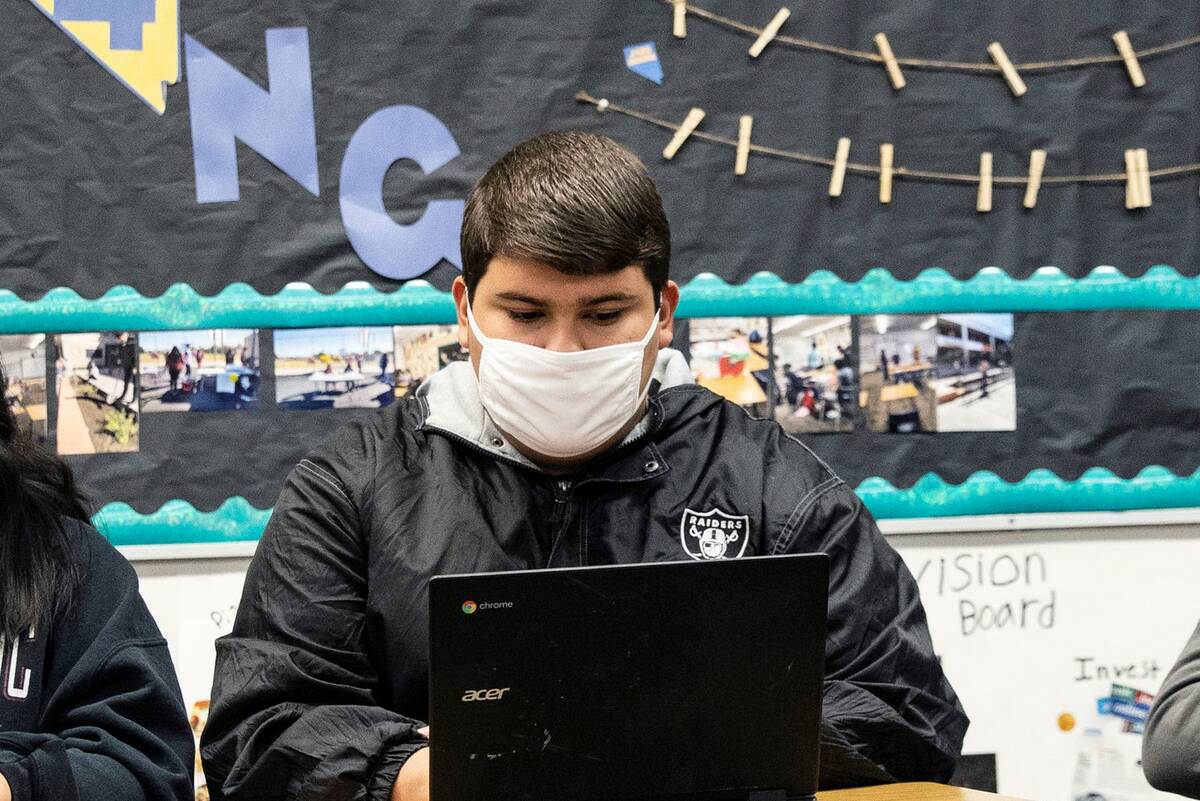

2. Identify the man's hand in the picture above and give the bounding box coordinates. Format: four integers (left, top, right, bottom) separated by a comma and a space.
391, 728, 431, 801
0, 772, 11, 801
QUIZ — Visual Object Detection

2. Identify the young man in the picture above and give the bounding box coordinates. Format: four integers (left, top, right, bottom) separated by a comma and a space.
200, 131, 968, 801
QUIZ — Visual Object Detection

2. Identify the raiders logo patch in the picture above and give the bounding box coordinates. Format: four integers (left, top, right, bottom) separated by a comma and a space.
680, 508, 750, 561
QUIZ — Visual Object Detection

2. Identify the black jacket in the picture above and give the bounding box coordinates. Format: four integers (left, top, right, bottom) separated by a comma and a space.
1143, 619, 1200, 798
0, 519, 194, 800
201, 358, 968, 799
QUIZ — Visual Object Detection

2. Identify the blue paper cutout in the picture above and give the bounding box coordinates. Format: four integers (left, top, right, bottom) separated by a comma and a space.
624, 41, 663, 85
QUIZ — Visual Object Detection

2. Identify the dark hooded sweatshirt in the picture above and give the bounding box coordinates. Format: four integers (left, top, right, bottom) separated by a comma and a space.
201, 351, 968, 800
0, 519, 194, 800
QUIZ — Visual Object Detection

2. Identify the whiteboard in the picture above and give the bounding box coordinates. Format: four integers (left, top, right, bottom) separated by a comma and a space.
890, 524, 1200, 800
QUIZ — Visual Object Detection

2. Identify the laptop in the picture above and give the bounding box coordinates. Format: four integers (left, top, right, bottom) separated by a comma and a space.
428, 553, 830, 801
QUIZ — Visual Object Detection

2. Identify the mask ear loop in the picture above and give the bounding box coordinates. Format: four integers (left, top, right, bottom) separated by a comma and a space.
642, 303, 665, 345
464, 293, 491, 349
634, 304, 668, 411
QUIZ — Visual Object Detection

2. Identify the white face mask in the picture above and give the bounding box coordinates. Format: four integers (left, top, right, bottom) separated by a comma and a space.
466, 301, 661, 460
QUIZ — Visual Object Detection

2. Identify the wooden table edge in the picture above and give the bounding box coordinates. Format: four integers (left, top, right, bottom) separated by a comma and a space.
816, 782, 1031, 801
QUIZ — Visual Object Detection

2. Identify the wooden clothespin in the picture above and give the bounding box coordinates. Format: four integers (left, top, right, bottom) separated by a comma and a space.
879, 143, 894, 204
1112, 31, 1146, 88
672, 0, 687, 39
987, 42, 1027, 97
873, 33, 906, 90
1023, 149, 1046, 209
1124, 149, 1152, 208
977, 152, 993, 213
735, 115, 753, 175
749, 7, 791, 58
829, 137, 851, 197
662, 107, 706, 160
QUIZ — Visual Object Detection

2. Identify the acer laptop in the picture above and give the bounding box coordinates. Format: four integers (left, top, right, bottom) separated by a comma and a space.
428, 553, 830, 801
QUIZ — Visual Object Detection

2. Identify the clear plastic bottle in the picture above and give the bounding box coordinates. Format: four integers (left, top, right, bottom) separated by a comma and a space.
1071, 728, 1106, 801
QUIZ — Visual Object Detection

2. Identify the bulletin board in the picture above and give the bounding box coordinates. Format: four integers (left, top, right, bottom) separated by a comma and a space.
3, 0, 1200, 546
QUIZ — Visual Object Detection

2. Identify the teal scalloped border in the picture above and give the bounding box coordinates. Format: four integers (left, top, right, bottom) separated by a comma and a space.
92, 497, 272, 547
4, 266, 1200, 334
90, 467, 1200, 545
856, 466, 1200, 519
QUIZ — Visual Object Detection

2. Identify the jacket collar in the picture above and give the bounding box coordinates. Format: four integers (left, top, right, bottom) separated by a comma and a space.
415, 348, 694, 476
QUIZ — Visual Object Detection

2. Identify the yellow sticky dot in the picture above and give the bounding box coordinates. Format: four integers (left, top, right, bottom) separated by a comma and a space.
1058, 713, 1076, 732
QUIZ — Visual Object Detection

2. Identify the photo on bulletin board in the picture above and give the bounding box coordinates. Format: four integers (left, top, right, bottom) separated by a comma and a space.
769, 315, 856, 434
932, 314, 1016, 433
686, 317, 772, 419
392, 324, 466, 399
52, 332, 139, 455
858, 314, 1016, 434
274, 327, 396, 410
138, 329, 262, 413
0, 334, 48, 445
190, 699, 210, 799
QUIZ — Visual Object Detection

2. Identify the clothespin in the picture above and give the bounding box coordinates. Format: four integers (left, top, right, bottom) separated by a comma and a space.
735, 115, 753, 175
749, 7, 791, 58
988, 42, 1027, 97
1112, 31, 1146, 88
879, 143, 894, 204
672, 0, 687, 39
874, 33, 906, 90
1124, 149, 1152, 209
977, 152, 993, 213
829, 137, 851, 197
1023, 149, 1046, 209
662, 107, 706, 160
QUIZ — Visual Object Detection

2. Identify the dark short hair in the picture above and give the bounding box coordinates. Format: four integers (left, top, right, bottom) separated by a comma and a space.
460, 130, 670, 304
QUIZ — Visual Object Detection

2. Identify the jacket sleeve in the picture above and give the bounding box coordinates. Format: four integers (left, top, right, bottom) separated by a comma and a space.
1142, 619, 1200, 798
773, 478, 969, 788
0, 525, 194, 801
200, 440, 427, 801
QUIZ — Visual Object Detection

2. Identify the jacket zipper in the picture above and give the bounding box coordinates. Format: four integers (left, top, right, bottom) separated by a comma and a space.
551, 480, 572, 517
543, 480, 575, 566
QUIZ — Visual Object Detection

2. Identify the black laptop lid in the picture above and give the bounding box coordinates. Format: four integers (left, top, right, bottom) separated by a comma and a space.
428, 554, 830, 801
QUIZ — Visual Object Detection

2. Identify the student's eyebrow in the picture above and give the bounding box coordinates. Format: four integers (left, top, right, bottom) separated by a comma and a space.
580, 292, 640, 306
494, 292, 550, 306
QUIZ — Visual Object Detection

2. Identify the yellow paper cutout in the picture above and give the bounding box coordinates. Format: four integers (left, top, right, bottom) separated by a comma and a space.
37, 0, 179, 114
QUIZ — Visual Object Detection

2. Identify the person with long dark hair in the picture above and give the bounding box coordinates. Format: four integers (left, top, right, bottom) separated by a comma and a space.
0, 365, 193, 800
